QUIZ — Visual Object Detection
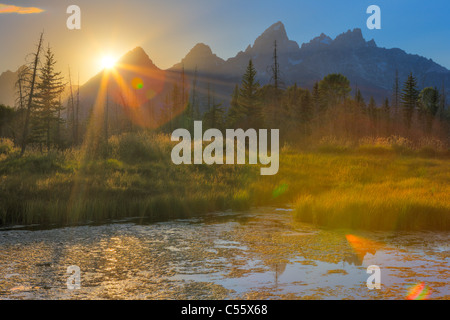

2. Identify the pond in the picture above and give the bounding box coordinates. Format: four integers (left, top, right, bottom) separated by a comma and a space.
0, 207, 448, 299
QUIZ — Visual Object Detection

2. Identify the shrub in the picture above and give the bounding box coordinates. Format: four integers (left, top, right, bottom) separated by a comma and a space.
0, 138, 15, 155
108, 132, 171, 163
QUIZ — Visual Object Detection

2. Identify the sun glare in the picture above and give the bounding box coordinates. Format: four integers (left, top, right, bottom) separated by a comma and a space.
101, 56, 117, 69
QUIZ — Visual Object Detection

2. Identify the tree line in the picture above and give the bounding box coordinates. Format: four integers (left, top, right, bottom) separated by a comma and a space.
167, 40, 449, 145
1, 37, 449, 155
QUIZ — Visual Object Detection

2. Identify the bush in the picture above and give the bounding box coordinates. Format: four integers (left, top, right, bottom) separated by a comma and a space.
0, 151, 64, 174
108, 132, 171, 163
0, 138, 16, 155
105, 158, 124, 170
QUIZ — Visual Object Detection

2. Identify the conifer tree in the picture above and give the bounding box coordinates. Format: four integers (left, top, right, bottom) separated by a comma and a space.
68, 67, 76, 145
355, 89, 366, 111
365, 96, 377, 134
75, 73, 80, 145
383, 97, 390, 119
383, 97, 390, 135
392, 69, 400, 118
401, 72, 419, 129
31, 45, 66, 152
226, 84, 243, 127
191, 66, 199, 120
203, 87, 224, 130
238, 59, 261, 128
368, 96, 376, 118
312, 81, 321, 113
170, 83, 180, 128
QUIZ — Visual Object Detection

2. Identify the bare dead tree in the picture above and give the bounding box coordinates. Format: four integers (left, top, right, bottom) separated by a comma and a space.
13, 66, 31, 143
75, 72, 80, 145
20, 32, 44, 156
68, 67, 76, 145
272, 40, 280, 91
15, 66, 31, 111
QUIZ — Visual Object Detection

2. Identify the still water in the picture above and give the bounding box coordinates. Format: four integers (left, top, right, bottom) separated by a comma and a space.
0, 208, 448, 300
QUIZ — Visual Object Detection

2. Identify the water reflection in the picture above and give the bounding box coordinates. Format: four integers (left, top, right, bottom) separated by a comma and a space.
343, 253, 364, 266
343, 249, 377, 267
0, 208, 448, 300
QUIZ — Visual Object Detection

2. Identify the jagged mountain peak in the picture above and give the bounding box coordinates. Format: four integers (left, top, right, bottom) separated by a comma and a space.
316, 33, 332, 43
336, 28, 364, 38
0, 70, 15, 76
367, 39, 377, 47
253, 21, 289, 47
332, 28, 367, 48
172, 43, 224, 71
118, 46, 158, 69
301, 33, 332, 50
263, 21, 287, 36
0, 67, 20, 107
249, 21, 299, 55
188, 43, 213, 56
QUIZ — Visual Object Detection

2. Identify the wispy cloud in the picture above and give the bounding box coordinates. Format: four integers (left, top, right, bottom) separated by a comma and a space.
0, 3, 45, 14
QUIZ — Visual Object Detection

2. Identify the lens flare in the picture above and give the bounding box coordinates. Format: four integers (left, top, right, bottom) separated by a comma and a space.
272, 183, 288, 198
345, 234, 381, 263
132, 77, 144, 90
406, 282, 431, 300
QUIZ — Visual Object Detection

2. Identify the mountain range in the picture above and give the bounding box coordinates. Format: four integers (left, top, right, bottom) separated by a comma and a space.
1, 21, 449, 118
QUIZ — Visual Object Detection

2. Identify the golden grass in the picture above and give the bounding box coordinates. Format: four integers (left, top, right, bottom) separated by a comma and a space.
0, 133, 449, 230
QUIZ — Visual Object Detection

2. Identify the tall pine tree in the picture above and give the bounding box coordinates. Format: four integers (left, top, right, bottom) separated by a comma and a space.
392, 69, 400, 118
226, 84, 243, 127
401, 72, 419, 129
31, 45, 66, 152
238, 59, 261, 128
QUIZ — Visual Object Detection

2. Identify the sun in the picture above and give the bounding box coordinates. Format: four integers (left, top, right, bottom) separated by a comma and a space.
101, 56, 117, 69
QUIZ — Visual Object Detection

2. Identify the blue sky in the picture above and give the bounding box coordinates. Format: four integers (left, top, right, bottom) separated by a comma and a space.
1, 0, 449, 83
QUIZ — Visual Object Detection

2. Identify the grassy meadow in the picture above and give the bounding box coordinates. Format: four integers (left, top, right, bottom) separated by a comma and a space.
0, 133, 449, 230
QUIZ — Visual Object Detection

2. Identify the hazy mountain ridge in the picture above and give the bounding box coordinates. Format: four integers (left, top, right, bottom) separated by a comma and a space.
0, 69, 18, 107
169, 21, 450, 105
1, 21, 450, 113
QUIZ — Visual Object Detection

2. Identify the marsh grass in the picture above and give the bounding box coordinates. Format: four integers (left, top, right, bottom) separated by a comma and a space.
288, 153, 450, 230
0, 133, 449, 230
0, 132, 257, 226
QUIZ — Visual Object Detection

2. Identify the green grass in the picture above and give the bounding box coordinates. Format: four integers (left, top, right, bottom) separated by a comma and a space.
0, 133, 256, 226
0, 133, 449, 230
